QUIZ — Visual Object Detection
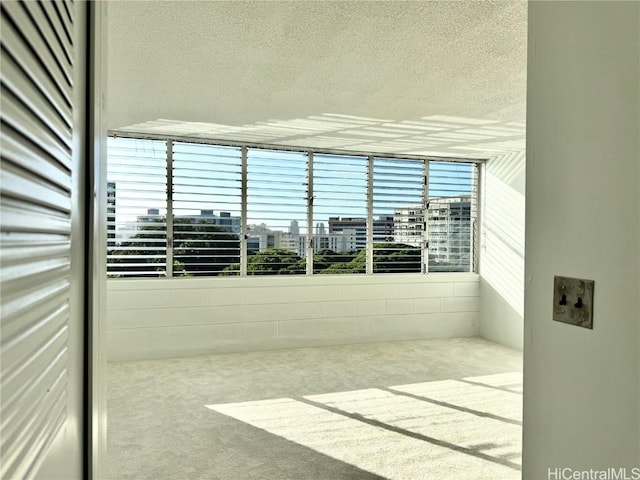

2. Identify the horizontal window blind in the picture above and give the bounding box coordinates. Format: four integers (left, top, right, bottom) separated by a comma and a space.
172, 142, 241, 276
105, 136, 481, 278
246, 148, 307, 275
312, 153, 368, 274
106, 137, 167, 277
372, 157, 424, 273
427, 161, 478, 272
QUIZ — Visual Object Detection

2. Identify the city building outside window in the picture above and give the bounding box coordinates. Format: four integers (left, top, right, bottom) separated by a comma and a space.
106, 136, 479, 278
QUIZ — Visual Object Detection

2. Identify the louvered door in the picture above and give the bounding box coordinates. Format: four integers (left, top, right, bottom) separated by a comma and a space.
1, 1, 87, 479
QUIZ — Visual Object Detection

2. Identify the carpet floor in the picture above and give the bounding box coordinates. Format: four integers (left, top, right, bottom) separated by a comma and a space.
106, 337, 522, 480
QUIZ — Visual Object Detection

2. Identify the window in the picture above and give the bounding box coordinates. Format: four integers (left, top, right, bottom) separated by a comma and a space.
312, 153, 368, 274
106, 136, 480, 278
172, 143, 241, 276
246, 148, 307, 275
106, 137, 167, 277
372, 157, 424, 273
428, 161, 478, 272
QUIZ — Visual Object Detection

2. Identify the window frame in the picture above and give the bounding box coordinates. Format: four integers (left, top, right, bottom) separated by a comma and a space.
106, 132, 483, 278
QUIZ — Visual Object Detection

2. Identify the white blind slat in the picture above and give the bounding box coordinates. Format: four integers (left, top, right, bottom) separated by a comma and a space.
172, 142, 242, 276
312, 153, 367, 274
244, 148, 307, 275
106, 137, 481, 278
372, 157, 424, 273
106, 137, 168, 278
428, 161, 478, 272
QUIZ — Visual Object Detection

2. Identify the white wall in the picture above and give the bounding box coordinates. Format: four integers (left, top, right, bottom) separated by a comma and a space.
524, 2, 640, 478
107, 274, 480, 361
480, 150, 526, 351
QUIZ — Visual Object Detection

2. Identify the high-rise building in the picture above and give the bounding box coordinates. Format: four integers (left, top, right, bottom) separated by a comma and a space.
175, 210, 241, 234
312, 228, 357, 254
427, 196, 472, 270
394, 197, 472, 270
245, 220, 358, 258
394, 205, 425, 247
136, 208, 163, 229
328, 216, 394, 250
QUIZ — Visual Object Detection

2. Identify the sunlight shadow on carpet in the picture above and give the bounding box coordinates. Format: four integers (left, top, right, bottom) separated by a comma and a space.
206, 372, 521, 480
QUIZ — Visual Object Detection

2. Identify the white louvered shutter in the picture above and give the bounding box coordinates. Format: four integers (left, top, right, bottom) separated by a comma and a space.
1, 1, 85, 478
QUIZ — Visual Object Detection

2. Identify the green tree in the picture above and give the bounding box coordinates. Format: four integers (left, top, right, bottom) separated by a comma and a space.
312, 249, 358, 273
222, 249, 305, 275
108, 217, 167, 277
372, 243, 421, 273
318, 243, 421, 274
173, 220, 240, 276
223, 248, 364, 276
108, 218, 240, 277
318, 248, 366, 274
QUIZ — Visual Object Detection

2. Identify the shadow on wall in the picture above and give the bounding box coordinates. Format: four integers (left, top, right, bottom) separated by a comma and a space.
480, 150, 525, 349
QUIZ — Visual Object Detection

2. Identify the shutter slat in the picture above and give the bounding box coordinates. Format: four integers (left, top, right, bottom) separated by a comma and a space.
1, 277, 70, 332
41, 1, 74, 63
0, 198, 71, 234
1, 303, 69, 385
0, 0, 77, 476
1, 365, 67, 480
0, 247, 70, 285
0, 14, 72, 129
0, 349, 66, 440
60, 0, 74, 27
1, 47, 73, 144
21, 1, 73, 86
0, 123, 72, 191
1, 323, 68, 425
1, 87, 72, 171
16, 391, 66, 480
1, 2, 73, 106
1, 164, 70, 214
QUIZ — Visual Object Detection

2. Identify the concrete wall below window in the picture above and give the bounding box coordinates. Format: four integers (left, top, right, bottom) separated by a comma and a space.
106, 274, 480, 361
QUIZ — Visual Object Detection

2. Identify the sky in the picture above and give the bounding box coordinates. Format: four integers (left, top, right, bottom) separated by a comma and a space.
107, 137, 475, 234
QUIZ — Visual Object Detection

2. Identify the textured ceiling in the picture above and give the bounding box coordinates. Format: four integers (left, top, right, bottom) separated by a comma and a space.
107, 1, 527, 157
121, 114, 525, 160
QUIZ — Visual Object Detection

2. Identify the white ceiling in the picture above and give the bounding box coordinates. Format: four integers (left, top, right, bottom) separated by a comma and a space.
107, 0, 527, 157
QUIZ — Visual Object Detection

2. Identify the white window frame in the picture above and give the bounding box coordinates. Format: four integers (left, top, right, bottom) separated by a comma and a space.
106, 132, 483, 278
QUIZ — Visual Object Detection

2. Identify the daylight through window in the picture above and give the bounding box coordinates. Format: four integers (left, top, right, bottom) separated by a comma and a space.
106, 136, 480, 278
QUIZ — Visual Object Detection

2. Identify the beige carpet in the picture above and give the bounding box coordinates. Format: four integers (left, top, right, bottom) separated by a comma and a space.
107, 337, 522, 480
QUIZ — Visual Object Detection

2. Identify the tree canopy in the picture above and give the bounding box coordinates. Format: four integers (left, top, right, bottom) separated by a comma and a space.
221, 243, 421, 275
107, 218, 240, 277
110, 221, 421, 277
316, 243, 421, 274
221, 249, 305, 276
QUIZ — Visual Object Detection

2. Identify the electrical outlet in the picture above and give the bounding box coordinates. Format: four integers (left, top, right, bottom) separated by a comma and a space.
553, 276, 594, 329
